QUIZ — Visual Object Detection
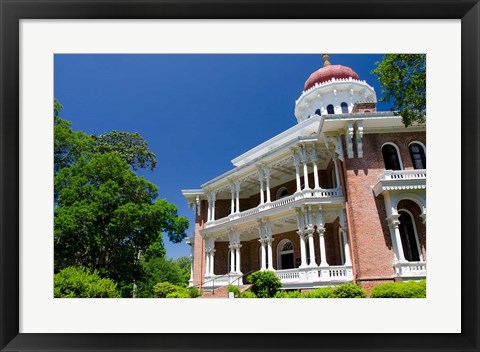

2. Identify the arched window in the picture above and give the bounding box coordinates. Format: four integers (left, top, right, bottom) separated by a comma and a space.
382, 144, 402, 170
276, 187, 289, 200
315, 109, 321, 116
398, 210, 422, 262
327, 104, 335, 114
277, 240, 294, 270
341, 102, 348, 113
409, 143, 426, 169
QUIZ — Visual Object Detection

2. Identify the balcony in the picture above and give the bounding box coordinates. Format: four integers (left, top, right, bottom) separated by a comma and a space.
372, 169, 426, 197
202, 187, 344, 234
394, 261, 427, 279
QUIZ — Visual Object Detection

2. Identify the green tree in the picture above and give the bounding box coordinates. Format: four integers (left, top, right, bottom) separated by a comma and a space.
53, 100, 189, 297
54, 266, 120, 298
372, 54, 426, 127
94, 131, 157, 171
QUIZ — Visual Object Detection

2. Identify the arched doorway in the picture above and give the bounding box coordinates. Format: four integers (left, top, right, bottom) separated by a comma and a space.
277, 240, 294, 270
398, 210, 422, 262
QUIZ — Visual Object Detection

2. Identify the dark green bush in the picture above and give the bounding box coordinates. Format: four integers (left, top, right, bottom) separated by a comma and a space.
187, 287, 201, 298
330, 283, 366, 298
370, 280, 426, 298
54, 266, 120, 298
228, 285, 241, 297
247, 271, 282, 298
239, 291, 257, 298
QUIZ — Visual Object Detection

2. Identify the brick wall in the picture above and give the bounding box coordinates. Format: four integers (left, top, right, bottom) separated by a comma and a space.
343, 131, 426, 281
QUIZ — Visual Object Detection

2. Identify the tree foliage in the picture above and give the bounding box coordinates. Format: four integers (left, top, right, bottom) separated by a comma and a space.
372, 54, 426, 127
94, 131, 157, 171
247, 271, 282, 298
54, 100, 188, 297
54, 266, 120, 298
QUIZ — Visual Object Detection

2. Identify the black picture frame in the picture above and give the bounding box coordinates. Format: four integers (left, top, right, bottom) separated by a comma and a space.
1, 1, 479, 351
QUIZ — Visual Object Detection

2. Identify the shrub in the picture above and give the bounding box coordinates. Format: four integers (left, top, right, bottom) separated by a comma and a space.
274, 290, 302, 298
228, 285, 241, 297
247, 270, 282, 298
187, 287, 201, 298
330, 283, 366, 298
302, 287, 333, 298
153, 282, 178, 298
154, 282, 202, 298
54, 266, 120, 298
370, 280, 426, 298
239, 291, 257, 298
166, 291, 190, 298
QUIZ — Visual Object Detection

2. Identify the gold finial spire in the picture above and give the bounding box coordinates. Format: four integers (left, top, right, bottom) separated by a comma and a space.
322, 54, 331, 67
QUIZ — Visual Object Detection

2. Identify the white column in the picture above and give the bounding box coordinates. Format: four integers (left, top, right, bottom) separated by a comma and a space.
333, 155, 342, 191
264, 167, 271, 203
206, 194, 212, 222
297, 230, 308, 268
390, 219, 406, 262
210, 250, 215, 276
318, 227, 329, 267
267, 239, 274, 270
342, 228, 352, 265
302, 161, 310, 190
230, 184, 235, 215
306, 228, 317, 266
258, 170, 265, 205
205, 250, 211, 276
235, 182, 240, 213
229, 246, 235, 273
294, 155, 302, 193
260, 240, 267, 270
211, 193, 216, 221
312, 147, 320, 190
235, 245, 242, 274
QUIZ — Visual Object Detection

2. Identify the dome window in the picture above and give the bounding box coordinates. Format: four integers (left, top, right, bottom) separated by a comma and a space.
341, 102, 348, 113
327, 104, 335, 114
315, 109, 321, 116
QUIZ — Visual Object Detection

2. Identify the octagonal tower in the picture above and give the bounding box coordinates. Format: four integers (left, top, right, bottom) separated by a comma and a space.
294, 54, 377, 123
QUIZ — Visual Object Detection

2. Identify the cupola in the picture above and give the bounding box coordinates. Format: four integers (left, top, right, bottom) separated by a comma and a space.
294, 54, 377, 123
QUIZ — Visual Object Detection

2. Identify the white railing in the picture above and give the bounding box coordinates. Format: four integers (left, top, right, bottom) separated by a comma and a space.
394, 261, 427, 277
275, 265, 353, 284
275, 268, 301, 281
318, 265, 353, 281
379, 169, 426, 181
205, 188, 342, 228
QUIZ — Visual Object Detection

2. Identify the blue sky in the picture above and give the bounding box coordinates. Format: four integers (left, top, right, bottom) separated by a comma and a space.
54, 54, 392, 259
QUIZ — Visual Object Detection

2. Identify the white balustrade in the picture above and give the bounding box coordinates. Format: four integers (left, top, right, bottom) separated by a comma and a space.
205, 188, 341, 229
394, 261, 427, 277
379, 169, 426, 181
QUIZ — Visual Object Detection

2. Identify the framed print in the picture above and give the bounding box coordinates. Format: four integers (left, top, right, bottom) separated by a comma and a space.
1, 0, 479, 351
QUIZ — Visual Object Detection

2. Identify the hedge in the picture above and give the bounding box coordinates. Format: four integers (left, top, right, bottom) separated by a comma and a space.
370, 280, 426, 298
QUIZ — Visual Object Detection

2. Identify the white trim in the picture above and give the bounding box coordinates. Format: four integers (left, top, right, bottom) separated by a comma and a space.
398, 209, 424, 262
381, 142, 404, 170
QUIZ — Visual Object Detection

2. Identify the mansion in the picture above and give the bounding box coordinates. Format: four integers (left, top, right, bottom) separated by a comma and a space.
182, 55, 426, 292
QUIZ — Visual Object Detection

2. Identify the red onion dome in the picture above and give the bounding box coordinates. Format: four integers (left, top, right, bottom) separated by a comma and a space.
303, 55, 360, 91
